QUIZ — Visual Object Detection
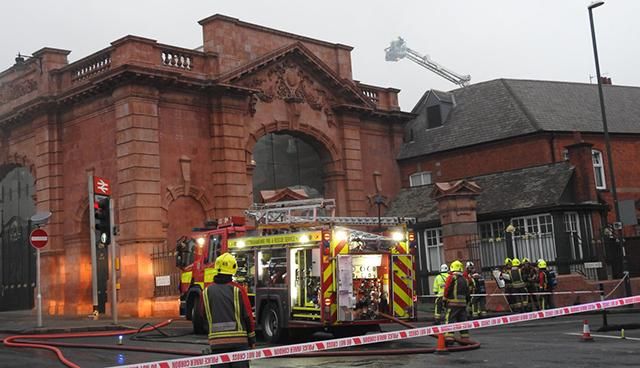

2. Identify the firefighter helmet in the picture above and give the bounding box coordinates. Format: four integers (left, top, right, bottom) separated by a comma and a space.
511, 258, 521, 267
538, 259, 547, 269
504, 257, 512, 266
440, 263, 449, 273
450, 260, 464, 272
466, 261, 475, 269
215, 253, 238, 275
522, 257, 530, 264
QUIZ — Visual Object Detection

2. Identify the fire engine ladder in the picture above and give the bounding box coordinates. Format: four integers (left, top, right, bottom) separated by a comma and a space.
246, 198, 337, 225
291, 216, 416, 226
245, 199, 416, 227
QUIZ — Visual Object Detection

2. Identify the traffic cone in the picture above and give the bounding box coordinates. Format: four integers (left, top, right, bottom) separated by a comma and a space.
435, 333, 449, 354
581, 320, 594, 342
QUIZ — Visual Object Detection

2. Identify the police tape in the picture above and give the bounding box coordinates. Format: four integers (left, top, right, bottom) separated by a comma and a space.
418, 290, 603, 298
111, 295, 640, 368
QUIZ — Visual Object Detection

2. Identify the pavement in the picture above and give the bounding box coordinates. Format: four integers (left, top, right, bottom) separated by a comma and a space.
0, 309, 170, 335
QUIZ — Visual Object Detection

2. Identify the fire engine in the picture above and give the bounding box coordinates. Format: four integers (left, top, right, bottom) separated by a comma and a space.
175, 198, 417, 342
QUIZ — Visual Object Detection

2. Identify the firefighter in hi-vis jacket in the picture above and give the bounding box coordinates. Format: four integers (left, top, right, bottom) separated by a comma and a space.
443, 260, 471, 344
432, 263, 450, 325
203, 253, 256, 368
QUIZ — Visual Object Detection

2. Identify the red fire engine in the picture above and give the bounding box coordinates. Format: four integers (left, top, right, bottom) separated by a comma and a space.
175, 199, 417, 342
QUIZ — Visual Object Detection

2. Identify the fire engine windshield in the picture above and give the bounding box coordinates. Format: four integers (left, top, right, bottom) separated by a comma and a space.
175, 236, 195, 268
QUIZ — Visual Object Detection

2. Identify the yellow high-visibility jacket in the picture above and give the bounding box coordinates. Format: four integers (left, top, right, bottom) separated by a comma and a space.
432, 272, 449, 296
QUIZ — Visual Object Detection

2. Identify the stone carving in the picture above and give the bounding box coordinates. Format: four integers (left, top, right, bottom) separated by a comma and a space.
0, 79, 38, 103
241, 60, 336, 121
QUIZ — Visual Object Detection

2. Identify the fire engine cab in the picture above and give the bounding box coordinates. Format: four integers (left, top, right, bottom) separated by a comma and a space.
175, 199, 417, 342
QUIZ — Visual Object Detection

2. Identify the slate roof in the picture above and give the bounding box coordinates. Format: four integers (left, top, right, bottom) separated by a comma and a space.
398, 79, 640, 159
386, 162, 576, 223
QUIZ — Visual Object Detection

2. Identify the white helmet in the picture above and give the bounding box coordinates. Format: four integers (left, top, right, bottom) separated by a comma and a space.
466, 261, 475, 269
440, 263, 449, 273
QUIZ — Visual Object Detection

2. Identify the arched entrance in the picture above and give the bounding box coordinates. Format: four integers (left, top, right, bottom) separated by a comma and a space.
0, 165, 36, 311
252, 132, 329, 202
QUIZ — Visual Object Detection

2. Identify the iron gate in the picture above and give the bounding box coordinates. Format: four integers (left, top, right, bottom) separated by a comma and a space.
0, 166, 36, 311
151, 243, 180, 297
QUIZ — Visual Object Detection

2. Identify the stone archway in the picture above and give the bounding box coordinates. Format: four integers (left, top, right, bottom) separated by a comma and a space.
245, 123, 344, 205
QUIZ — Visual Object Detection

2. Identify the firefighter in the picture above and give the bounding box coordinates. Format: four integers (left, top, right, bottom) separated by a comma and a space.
521, 257, 538, 311
537, 259, 552, 310
202, 253, 256, 368
432, 263, 449, 325
500, 258, 513, 310
506, 258, 528, 312
443, 260, 471, 344
463, 261, 476, 316
470, 268, 487, 318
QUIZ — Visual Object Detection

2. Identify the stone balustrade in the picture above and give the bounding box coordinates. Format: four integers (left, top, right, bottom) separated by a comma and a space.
71, 52, 112, 82
161, 49, 193, 70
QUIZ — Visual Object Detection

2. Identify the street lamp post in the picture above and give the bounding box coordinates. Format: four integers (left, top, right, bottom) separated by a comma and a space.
587, 1, 629, 295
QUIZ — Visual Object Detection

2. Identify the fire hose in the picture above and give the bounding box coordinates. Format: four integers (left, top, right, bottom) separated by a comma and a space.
2, 315, 479, 367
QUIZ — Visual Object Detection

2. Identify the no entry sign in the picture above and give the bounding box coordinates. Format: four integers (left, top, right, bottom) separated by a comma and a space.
30, 228, 49, 249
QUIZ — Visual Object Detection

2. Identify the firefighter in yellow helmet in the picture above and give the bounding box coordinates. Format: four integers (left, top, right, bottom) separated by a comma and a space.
536, 259, 554, 310
202, 253, 256, 367
505, 258, 528, 312
443, 260, 471, 344
432, 263, 449, 325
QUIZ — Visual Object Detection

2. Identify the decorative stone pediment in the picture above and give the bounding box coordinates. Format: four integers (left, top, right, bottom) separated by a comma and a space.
260, 187, 309, 203
431, 180, 482, 199
220, 43, 373, 121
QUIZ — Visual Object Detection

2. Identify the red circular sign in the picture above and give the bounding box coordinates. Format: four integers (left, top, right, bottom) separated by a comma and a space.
30, 228, 49, 249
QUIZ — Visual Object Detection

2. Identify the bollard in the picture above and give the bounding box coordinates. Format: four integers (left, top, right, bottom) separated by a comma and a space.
599, 283, 608, 328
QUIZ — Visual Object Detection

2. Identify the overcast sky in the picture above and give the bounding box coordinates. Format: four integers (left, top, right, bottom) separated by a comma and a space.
2, 0, 638, 110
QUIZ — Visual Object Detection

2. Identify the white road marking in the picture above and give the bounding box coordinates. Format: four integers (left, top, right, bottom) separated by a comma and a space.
565, 332, 640, 341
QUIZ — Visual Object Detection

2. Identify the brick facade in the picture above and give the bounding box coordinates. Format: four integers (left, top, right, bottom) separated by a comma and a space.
400, 131, 640, 236
0, 15, 411, 316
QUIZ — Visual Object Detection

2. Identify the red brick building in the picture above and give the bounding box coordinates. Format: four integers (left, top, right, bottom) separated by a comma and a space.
0, 15, 412, 316
388, 79, 640, 294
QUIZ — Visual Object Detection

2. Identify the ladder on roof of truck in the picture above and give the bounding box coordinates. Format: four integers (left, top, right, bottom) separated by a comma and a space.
246, 198, 336, 225
245, 198, 415, 226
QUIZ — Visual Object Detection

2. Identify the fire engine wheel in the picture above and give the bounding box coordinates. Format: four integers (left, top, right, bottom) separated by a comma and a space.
191, 295, 207, 335
261, 303, 287, 343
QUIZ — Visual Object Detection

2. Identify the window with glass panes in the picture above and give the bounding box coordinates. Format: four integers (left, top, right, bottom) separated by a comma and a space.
510, 214, 556, 262
592, 150, 606, 189
409, 172, 432, 187
478, 220, 506, 267
424, 228, 444, 272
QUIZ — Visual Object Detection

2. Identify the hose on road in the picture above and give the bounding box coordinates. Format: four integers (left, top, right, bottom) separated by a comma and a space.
2, 316, 481, 366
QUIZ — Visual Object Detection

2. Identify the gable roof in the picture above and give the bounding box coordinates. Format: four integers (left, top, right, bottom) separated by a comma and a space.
398, 79, 640, 160
386, 162, 575, 223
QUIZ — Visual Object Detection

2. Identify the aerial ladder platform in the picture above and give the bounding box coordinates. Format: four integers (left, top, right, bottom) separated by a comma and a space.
385, 37, 471, 87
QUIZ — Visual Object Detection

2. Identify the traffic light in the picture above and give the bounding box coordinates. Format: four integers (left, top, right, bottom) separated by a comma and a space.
94, 197, 111, 245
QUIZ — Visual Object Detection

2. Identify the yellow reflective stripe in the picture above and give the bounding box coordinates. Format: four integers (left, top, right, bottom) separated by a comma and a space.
210, 331, 248, 338
234, 287, 243, 332
181, 271, 192, 284
228, 231, 322, 248
203, 287, 213, 335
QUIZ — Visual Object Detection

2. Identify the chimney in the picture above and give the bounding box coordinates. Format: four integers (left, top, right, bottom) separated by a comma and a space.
565, 136, 598, 203
599, 76, 612, 85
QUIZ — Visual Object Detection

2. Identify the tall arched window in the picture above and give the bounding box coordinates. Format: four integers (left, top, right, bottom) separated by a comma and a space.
592, 149, 606, 190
